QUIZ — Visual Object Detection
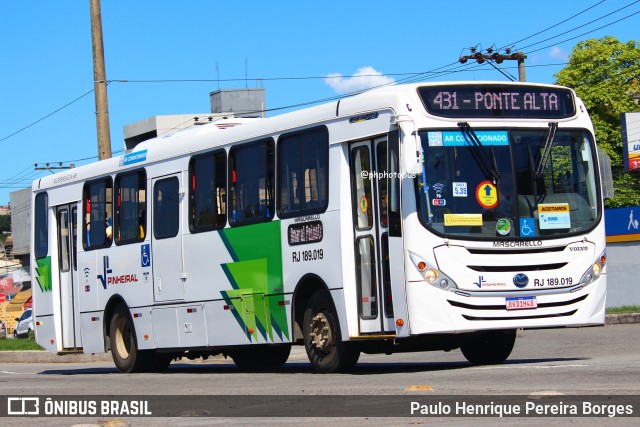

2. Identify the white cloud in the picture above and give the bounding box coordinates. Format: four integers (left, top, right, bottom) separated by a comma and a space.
549, 46, 569, 61
324, 66, 395, 94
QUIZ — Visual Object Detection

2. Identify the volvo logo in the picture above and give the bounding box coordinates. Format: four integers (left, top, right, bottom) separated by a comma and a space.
513, 273, 529, 288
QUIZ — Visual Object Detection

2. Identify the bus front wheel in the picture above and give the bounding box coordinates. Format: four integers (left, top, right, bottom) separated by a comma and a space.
303, 291, 359, 373
460, 329, 516, 365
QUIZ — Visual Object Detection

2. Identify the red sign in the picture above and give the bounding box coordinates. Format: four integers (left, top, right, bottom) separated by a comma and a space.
0, 294, 6, 303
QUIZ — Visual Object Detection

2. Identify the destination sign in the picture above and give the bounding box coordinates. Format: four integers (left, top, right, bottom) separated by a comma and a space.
418, 85, 575, 119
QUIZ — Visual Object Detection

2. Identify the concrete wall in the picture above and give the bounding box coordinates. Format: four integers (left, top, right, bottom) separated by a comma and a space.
605, 241, 640, 307
9, 188, 30, 256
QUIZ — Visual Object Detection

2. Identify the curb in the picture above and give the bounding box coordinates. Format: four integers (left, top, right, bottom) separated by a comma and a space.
0, 315, 637, 364
0, 350, 112, 364
604, 313, 640, 325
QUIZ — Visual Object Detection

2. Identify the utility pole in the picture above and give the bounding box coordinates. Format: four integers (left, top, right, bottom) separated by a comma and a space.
459, 48, 527, 82
90, 0, 112, 160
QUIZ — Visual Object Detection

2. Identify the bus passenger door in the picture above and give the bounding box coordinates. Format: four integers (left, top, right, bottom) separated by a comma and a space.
350, 137, 397, 334
56, 203, 81, 349
151, 173, 185, 302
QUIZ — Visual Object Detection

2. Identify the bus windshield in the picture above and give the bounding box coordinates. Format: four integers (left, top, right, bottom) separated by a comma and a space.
415, 127, 601, 240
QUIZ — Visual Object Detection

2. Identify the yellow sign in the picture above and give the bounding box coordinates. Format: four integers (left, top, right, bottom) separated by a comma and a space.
538, 203, 570, 213
444, 214, 483, 227
359, 195, 369, 213
475, 180, 498, 209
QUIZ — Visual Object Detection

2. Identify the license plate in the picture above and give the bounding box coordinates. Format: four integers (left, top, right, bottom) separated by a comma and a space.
506, 296, 537, 310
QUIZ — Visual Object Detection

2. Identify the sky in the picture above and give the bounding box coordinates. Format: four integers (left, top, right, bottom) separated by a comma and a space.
1, 0, 639, 207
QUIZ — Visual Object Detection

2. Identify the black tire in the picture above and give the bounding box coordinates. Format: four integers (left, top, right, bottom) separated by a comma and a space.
460, 329, 516, 365
303, 290, 360, 373
109, 304, 152, 373
231, 345, 291, 371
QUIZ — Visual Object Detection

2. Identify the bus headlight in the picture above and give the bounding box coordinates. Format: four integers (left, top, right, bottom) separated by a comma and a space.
408, 252, 457, 290
579, 250, 605, 285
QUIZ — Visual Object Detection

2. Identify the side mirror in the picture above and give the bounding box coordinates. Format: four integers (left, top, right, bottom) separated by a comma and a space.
399, 121, 423, 175
598, 149, 614, 199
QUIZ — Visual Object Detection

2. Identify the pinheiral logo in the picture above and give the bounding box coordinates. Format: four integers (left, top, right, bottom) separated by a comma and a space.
513, 273, 529, 288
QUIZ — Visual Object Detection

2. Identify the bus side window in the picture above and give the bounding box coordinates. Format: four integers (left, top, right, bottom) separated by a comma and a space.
189, 150, 227, 232
114, 169, 146, 245
229, 139, 274, 226
277, 126, 329, 219
82, 177, 113, 250
34, 192, 49, 258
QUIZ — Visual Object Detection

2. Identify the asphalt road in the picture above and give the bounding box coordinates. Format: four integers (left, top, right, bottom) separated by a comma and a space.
0, 323, 638, 426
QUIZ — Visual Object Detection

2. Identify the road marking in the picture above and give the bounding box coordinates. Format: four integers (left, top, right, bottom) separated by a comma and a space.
405, 385, 433, 391
0, 370, 21, 375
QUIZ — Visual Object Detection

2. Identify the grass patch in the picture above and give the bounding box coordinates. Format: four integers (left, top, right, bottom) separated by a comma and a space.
0, 338, 44, 351
606, 306, 640, 315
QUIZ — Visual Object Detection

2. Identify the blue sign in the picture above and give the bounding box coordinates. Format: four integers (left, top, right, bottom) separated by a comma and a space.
604, 207, 640, 239
519, 217, 537, 237
141, 244, 151, 267
122, 149, 148, 166
441, 131, 509, 146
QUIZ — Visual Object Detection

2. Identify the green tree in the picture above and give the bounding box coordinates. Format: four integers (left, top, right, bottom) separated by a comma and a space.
0, 214, 9, 233
554, 36, 640, 207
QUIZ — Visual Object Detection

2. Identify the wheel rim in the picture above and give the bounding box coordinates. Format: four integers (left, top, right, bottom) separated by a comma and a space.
308, 312, 333, 354
114, 317, 132, 360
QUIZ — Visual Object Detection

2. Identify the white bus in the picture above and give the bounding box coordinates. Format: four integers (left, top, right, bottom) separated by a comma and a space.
31, 81, 609, 373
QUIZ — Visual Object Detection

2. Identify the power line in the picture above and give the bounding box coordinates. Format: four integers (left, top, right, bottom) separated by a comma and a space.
499, 0, 609, 50
0, 88, 95, 144
520, 1, 640, 53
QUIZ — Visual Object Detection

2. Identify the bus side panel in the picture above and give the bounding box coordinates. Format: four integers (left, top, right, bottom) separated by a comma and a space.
33, 254, 55, 353
182, 232, 234, 303
96, 244, 154, 313
32, 269, 54, 351
151, 307, 180, 348
205, 299, 250, 346
79, 311, 106, 353
77, 249, 99, 313
130, 306, 154, 350
177, 304, 207, 348
34, 314, 57, 353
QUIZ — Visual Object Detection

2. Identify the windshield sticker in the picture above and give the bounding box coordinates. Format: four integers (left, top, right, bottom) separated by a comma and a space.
496, 218, 511, 235
440, 130, 509, 146
475, 181, 498, 209
359, 196, 369, 213
444, 214, 483, 227
427, 131, 443, 147
432, 183, 444, 198
519, 217, 537, 237
452, 182, 467, 197
538, 203, 571, 229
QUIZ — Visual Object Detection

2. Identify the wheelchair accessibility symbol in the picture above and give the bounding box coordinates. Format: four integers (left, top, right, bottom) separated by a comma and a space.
141, 244, 151, 267
519, 218, 537, 237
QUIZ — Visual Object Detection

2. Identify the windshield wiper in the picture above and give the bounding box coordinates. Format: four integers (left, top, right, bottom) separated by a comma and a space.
457, 122, 501, 183
535, 122, 558, 178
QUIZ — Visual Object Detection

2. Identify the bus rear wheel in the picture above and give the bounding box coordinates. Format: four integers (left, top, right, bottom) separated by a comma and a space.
231, 345, 291, 371
109, 304, 151, 373
303, 291, 360, 373
460, 329, 516, 365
